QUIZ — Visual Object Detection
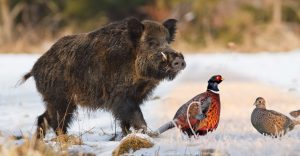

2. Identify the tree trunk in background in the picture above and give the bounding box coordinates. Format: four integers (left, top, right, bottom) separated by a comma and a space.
272, 0, 282, 27
0, 0, 13, 42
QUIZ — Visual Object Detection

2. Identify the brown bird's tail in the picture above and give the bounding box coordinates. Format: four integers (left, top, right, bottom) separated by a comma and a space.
15, 71, 32, 87
290, 110, 300, 118
293, 120, 300, 125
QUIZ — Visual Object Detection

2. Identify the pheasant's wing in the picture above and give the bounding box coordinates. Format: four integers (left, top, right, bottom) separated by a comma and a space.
173, 94, 203, 119
263, 110, 294, 134
267, 110, 291, 123
268, 110, 287, 117
201, 96, 212, 114
195, 96, 212, 120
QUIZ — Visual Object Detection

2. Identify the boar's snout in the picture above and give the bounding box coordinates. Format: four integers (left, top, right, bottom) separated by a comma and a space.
171, 56, 186, 71
161, 50, 186, 71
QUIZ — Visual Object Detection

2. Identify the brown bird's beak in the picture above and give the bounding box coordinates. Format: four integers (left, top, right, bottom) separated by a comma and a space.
253, 102, 259, 106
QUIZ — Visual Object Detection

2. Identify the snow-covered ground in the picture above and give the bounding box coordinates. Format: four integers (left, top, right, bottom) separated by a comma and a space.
0, 50, 300, 156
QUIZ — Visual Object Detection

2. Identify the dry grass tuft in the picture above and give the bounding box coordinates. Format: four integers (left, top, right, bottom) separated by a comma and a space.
0, 137, 64, 156
0, 134, 96, 156
51, 134, 83, 149
112, 133, 154, 156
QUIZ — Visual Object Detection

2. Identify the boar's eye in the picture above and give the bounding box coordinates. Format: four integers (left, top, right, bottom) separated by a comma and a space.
148, 39, 160, 48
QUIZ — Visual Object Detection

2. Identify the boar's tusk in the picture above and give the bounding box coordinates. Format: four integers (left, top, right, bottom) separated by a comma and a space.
161, 52, 167, 61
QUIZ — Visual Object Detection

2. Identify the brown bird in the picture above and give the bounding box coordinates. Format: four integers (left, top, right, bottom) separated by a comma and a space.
155, 75, 223, 137
290, 110, 300, 118
251, 97, 300, 137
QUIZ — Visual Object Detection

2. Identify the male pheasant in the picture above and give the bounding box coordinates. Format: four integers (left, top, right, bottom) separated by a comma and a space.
155, 75, 223, 137
251, 97, 300, 137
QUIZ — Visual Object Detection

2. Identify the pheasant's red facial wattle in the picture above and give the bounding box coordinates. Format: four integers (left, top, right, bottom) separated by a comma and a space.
209, 75, 223, 84
215, 75, 223, 81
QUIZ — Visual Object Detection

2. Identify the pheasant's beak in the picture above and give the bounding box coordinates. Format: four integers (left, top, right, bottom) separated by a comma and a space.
221, 77, 224, 81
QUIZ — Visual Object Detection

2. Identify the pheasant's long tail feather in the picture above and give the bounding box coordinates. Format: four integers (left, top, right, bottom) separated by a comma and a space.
290, 110, 300, 118
293, 119, 300, 125
155, 120, 176, 135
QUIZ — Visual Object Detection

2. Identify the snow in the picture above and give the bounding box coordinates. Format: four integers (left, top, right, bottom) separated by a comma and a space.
0, 50, 300, 156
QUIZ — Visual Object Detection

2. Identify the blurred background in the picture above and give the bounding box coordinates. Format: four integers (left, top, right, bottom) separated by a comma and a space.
0, 0, 300, 53
1, 1, 300, 155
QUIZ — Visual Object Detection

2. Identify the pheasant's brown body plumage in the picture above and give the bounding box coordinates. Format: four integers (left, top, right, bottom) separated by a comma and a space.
196, 91, 220, 135
174, 91, 220, 135
251, 108, 295, 136
251, 97, 300, 137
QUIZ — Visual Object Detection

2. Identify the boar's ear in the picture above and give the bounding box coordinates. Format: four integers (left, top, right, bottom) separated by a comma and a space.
127, 18, 144, 46
163, 19, 177, 43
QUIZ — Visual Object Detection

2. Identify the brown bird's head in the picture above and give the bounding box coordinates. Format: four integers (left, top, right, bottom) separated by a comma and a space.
254, 97, 266, 109
207, 75, 223, 92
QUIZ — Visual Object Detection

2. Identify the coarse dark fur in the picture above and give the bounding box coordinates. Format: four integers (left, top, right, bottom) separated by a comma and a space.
21, 17, 186, 138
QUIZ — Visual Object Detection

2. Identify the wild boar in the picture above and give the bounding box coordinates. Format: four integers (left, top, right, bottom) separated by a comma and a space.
21, 17, 186, 138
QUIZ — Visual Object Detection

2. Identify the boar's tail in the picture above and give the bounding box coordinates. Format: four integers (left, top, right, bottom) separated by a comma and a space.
15, 71, 32, 87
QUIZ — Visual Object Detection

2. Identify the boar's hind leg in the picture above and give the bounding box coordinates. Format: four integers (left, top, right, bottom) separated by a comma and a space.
36, 111, 51, 138
44, 98, 77, 136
